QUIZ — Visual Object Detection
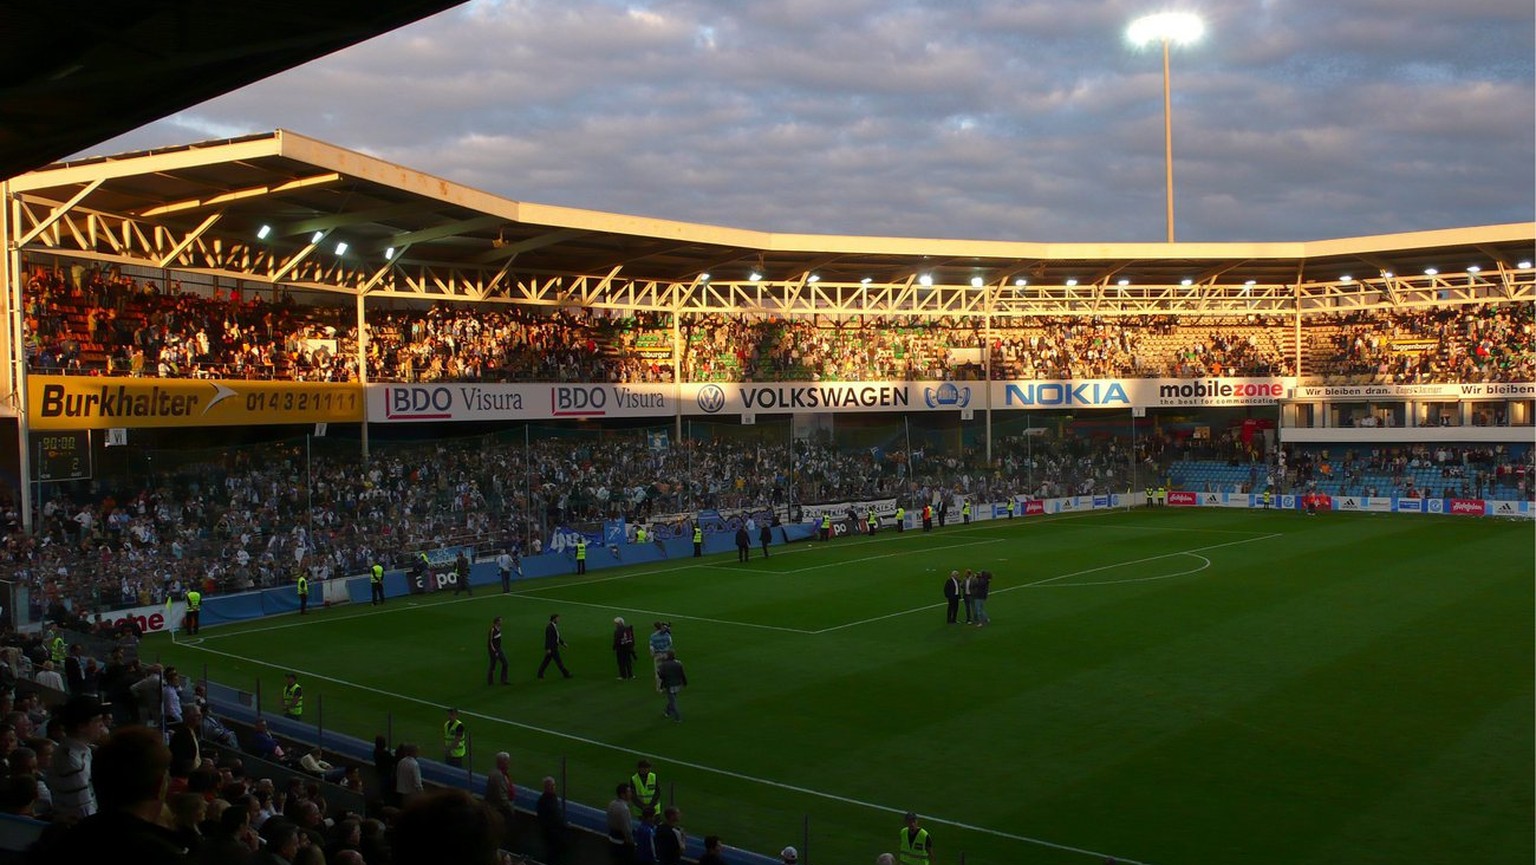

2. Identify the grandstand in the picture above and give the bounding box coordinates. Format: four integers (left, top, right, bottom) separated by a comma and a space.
0, 133, 1531, 864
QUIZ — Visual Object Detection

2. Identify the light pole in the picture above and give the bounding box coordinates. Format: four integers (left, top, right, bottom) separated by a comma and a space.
1127, 11, 1204, 243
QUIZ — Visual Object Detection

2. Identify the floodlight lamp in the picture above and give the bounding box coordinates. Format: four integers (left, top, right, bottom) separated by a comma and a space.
1466, 265, 1480, 274
861, 277, 873, 285
1339, 275, 1352, 283
1423, 267, 1438, 275
1244, 279, 1256, 286
1065, 278, 1079, 286
1518, 260, 1533, 269
311, 231, 324, 244
256, 224, 272, 240
1180, 278, 1193, 286
807, 274, 820, 283
1014, 278, 1027, 286
699, 273, 710, 282
385, 247, 396, 261
918, 274, 933, 286
749, 271, 762, 282
1117, 278, 1130, 286
1381, 271, 1393, 279
1127, 12, 1204, 47
970, 276, 984, 288
334, 241, 348, 256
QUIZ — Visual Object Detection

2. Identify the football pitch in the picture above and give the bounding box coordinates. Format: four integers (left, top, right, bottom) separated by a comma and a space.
150, 508, 1534, 865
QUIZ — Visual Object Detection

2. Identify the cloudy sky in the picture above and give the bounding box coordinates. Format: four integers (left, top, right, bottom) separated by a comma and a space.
86, 0, 1533, 244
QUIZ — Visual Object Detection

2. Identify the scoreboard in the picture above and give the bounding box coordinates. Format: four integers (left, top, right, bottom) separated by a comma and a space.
37, 430, 91, 482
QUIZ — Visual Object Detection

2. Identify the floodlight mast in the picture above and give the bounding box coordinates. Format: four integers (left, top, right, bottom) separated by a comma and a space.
1128, 12, 1204, 243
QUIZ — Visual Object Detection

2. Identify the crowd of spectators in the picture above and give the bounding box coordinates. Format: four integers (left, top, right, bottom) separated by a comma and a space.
1281, 444, 1532, 500
1311, 304, 1535, 384
0, 620, 876, 864
0, 421, 1155, 620
24, 262, 1529, 384
0, 622, 551, 864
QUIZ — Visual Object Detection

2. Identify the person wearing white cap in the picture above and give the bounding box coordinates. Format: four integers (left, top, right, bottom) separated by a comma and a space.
779, 845, 798, 863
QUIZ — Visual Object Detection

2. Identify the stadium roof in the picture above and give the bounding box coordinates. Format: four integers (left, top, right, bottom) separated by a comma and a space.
7, 130, 1533, 316
0, 0, 467, 179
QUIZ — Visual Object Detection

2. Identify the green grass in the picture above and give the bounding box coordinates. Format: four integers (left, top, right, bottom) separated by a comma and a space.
148, 509, 1535, 865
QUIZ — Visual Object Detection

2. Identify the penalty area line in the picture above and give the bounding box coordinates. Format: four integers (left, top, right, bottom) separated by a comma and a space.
174, 639, 1160, 865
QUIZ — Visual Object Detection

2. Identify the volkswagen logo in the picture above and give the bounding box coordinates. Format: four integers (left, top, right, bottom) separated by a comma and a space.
697, 384, 727, 414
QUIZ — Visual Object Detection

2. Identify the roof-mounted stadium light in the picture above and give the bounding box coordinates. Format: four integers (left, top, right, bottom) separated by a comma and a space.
1014, 278, 1027, 286
1339, 275, 1352, 283
699, 273, 710, 282
256, 224, 272, 240
807, 274, 820, 283
1381, 271, 1394, 278
384, 247, 396, 261
1180, 278, 1193, 286
749, 271, 762, 282
311, 231, 324, 244
1117, 278, 1131, 286
1244, 279, 1256, 285
1423, 267, 1438, 275
334, 241, 348, 256
918, 274, 934, 286
1127, 11, 1204, 244
1466, 265, 1480, 274
860, 277, 873, 285
970, 276, 985, 288
1518, 260, 1532, 269
1065, 278, 1079, 286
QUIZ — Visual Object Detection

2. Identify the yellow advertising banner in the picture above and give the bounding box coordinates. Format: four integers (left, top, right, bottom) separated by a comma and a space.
26, 376, 364, 429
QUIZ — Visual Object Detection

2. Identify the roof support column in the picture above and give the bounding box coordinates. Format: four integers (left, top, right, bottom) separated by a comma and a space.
3, 183, 34, 532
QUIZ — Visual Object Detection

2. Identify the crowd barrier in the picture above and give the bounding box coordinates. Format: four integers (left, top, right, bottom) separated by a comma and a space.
176, 523, 819, 630
1163, 489, 1534, 517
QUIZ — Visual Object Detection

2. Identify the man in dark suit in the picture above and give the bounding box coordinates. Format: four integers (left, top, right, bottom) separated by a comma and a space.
943, 570, 962, 624
537, 613, 572, 679
734, 526, 751, 562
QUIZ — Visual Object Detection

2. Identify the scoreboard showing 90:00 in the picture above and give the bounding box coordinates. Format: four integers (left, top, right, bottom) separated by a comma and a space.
37, 429, 92, 482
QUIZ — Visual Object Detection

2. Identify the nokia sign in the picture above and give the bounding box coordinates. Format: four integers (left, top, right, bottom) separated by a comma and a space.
1004, 382, 1130, 407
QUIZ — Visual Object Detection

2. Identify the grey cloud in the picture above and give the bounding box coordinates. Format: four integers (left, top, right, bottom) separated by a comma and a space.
75, 0, 1533, 243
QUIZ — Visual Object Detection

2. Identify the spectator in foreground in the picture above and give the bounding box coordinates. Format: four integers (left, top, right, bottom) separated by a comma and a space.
248, 719, 283, 762
606, 782, 634, 863
29, 725, 186, 862
46, 694, 108, 821
655, 805, 685, 864
392, 788, 510, 865
298, 747, 346, 784
394, 742, 423, 806
536, 775, 564, 863
698, 835, 727, 865
484, 750, 515, 827
255, 817, 303, 865
198, 801, 260, 865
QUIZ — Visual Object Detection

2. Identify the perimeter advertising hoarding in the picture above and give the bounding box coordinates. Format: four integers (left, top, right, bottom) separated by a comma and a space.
363, 376, 1531, 423
1289, 382, 1536, 400
369, 381, 978, 422
992, 377, 1293, 409
28, 376, 363, 429
371, 382, 676, 423
682, 381, 973, 416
